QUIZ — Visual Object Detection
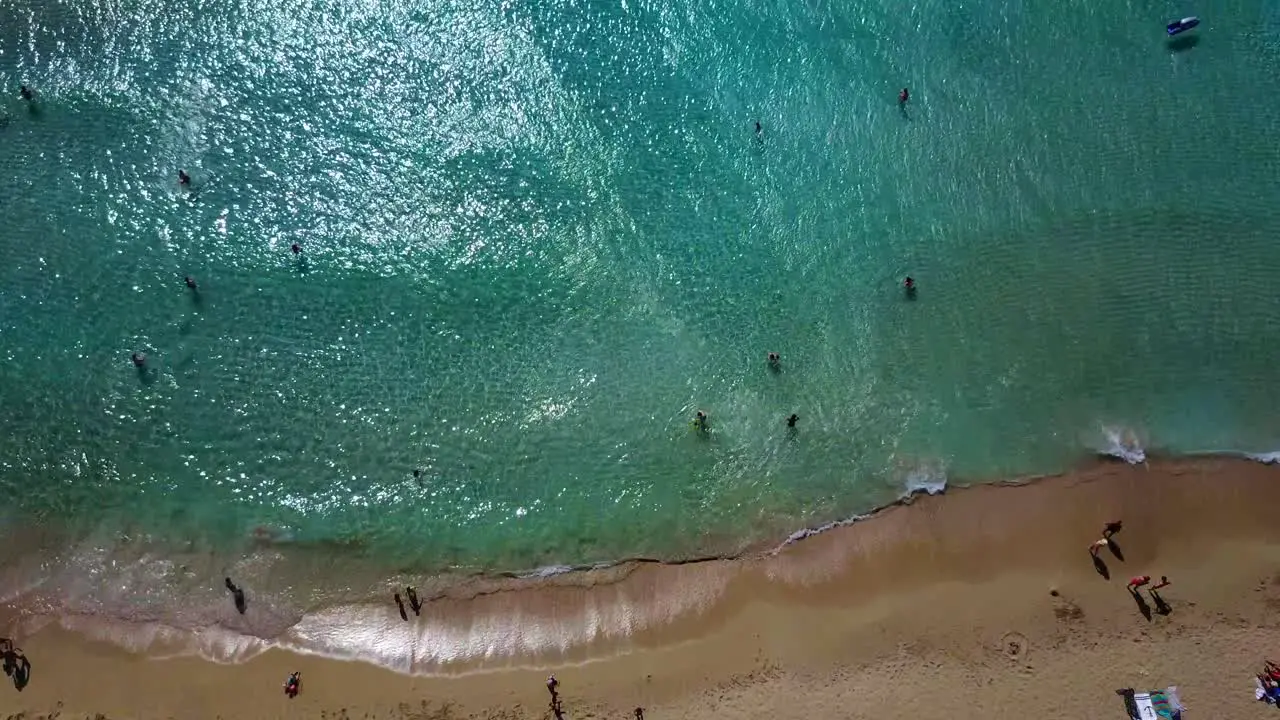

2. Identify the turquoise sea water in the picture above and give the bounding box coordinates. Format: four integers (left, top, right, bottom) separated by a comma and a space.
3, 0, 1280, 640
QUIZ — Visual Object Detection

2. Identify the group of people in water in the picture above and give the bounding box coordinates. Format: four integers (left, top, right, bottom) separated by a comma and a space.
691, 273, 917, 433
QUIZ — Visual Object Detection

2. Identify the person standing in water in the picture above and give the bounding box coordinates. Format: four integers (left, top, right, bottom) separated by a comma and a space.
786, 413, 799, 428
19, 85, 33, 101
178, 169, 191, 186
898, 88, 909, 105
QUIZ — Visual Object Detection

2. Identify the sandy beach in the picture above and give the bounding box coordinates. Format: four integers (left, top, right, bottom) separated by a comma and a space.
4, 457, 1280, 719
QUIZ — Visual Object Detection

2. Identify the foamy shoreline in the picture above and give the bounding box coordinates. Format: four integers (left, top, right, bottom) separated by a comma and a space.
3, 454, 1279, 683
6, 456, 1280, 719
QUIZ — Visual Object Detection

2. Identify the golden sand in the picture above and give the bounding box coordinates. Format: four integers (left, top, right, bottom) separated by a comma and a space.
4, 457, 1280, 719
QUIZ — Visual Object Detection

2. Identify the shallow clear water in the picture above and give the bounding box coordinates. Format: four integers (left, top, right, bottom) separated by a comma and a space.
2, 0, 1280, 593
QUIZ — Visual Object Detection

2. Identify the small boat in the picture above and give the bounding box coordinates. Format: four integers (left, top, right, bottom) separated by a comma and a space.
1166, 16, 1200, 36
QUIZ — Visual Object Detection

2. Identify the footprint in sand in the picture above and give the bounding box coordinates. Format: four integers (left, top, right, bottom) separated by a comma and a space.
1000, 631, 1029, 662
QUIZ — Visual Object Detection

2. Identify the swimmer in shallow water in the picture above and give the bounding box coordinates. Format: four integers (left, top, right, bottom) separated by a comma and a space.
898, 87, 909, 105
178, 169, 191, 186
692, 410, 709, 431
19, 85, 32, 101
767, 351, 781, 370
787, 413, 799, 428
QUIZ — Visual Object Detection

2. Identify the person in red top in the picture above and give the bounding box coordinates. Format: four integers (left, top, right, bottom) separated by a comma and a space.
1127, 575, 1151, 590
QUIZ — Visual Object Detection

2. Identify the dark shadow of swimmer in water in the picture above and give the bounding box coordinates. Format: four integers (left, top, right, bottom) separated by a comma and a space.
1091, 553, 1111, 580
1167, 34, 1200, 53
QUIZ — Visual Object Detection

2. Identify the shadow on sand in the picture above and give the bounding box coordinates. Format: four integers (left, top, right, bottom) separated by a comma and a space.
2, 641, 31, 691
1151, 589, 1173, 616
1106, 538, 1125, 562
1129, 588, 1153, 621
1092, 553, 1111, 580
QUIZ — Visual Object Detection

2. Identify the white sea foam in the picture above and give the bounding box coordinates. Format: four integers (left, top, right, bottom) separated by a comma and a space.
774, 462, 947, 552
1246, 451, 1280, 465
903, 465, 948, 496
1098, 425, 1146, 464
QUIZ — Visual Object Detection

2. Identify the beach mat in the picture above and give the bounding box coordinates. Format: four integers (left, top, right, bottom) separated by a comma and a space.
1118, 686, 1184, 719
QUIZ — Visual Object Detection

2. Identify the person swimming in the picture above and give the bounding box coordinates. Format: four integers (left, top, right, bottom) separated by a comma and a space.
178, 169, 191, 186
754, 120, 762, 135
693, 410, 709, 431
184, 276, 197, 290
903, 276, 915, 290
291, 243, 302, 254
19, 85, 32, 101
786, 413, 799, 428
898, 88, 909, 104
767, 351, 781, 369
131, 352, 146, 367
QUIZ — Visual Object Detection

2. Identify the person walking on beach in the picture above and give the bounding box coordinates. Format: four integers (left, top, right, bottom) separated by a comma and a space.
546, 674, 559, 698
635, 707, 644, 720
1126, 575, 1151, 591
406, 586, 421, 615
1089, 538, 1109, 557
1103, 520, 1123, 538
284, 671, 301, 698
394, 592, 408, 621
